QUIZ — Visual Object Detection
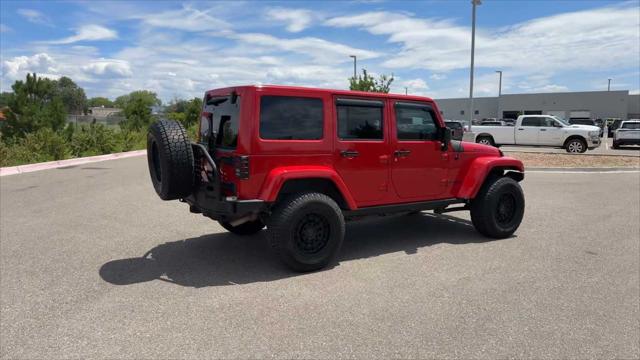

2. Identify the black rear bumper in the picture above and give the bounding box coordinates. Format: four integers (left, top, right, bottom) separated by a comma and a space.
186, 142, 266, 221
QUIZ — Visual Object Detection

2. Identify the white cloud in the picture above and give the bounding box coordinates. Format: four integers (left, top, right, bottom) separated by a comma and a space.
0, 24, 11, 33
430, 73, 446, 80
135, 5, 230, 32
325, 3, 640, 74
17, 8, 52, 26
3, 53, 56, 78
230, 32, 380, 63
45, 25, 118, 44
82, 59, 132, 77
266, 8, 315, 32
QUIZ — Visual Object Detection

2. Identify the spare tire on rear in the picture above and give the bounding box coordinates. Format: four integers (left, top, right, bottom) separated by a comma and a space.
147, 120, 194, 200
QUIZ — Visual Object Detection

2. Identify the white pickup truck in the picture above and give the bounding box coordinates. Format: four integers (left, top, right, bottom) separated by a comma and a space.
473, 115, 601, 153
612, 120, 640, 149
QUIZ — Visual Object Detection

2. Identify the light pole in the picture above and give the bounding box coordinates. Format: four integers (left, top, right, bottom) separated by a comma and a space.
468, 0, 481, 131
349, 55, 357, 78
405, 87, 408, 95
608, 78, 611, 91
495, 70, 502, 96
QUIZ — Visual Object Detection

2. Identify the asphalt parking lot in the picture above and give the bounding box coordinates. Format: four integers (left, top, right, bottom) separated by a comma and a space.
1, 156, 639, 359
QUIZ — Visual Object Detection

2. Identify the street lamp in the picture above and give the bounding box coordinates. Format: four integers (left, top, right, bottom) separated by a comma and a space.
468, 0, 481, 131
349, 55, 357, 78
495, 70, 502, 96
405, 87, 408, 95
608, 78, 612, 91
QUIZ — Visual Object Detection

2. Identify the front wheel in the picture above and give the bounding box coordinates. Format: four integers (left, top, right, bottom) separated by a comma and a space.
476, 136, 495, 147
266, 193, 345, 272
565, 138, 587, 153
470, 176, 525, 239
219, 219, 265, 235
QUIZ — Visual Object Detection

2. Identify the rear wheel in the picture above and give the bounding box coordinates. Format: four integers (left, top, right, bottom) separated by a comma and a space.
147, 120, 194, 200
219, 219, 265, 235
476, 136, 495, 147
470, 176, 525, 239
266, 193, 345, 272
565, 138, 587, 153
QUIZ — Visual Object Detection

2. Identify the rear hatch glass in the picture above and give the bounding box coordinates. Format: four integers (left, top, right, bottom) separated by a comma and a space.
201, 95, 241, 150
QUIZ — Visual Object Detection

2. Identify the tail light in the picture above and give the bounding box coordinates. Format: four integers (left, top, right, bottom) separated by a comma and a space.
234, 155, 250, 180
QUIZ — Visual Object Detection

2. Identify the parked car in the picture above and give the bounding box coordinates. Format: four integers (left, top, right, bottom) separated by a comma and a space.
569, 119, 603, 137
444, 120, 464, 140
608, 119, 624, 137
146, 85, 525, 271
612, 120, 640, 149
474, 115, 601, 153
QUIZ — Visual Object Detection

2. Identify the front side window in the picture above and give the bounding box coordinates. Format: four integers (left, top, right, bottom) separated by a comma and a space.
260, 96, 323, 140
521, 117, 541, 127
395, 103, 439, 140
337, 99, 383, 140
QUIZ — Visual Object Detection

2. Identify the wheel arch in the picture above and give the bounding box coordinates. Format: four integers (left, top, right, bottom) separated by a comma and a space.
456, 157, 524, 199
563, 135, 587, 148
258, 166, 357, 210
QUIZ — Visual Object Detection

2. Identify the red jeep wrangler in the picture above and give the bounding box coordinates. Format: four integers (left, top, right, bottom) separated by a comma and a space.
147, 85, 525, 271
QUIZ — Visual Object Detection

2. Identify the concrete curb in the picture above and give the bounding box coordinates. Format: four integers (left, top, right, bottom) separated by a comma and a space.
528, 167, 640, 173
503, 150, 640, 158
0, 150, 147, 177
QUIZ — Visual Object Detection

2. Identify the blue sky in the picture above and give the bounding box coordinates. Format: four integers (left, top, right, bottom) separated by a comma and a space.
1, 0, 639, 102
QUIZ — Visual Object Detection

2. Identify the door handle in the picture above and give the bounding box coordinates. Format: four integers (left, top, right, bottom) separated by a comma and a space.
394, 149, 411, 157
540, 129, 547, 131
518, 128, 525, 131
340, 150, 359, 158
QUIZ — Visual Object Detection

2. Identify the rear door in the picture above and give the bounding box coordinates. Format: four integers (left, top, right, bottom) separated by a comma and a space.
390, 101, 448, 200
537, 117, 564, 145
333, 97, 391, 206
516, 117, 541, 144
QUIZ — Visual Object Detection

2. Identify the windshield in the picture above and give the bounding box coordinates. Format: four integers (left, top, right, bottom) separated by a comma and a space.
551, 116, 570, 126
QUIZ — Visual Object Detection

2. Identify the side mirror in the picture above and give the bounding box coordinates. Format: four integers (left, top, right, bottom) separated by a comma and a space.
441, 127, 451, 151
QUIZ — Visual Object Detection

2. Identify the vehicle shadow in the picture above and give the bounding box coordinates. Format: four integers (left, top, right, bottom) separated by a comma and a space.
99, 213, 511, 288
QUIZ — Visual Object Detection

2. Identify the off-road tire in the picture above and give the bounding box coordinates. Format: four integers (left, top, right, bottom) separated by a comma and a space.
470, 176, 525, 239
219, 219, 265, 235
476, 135, 495, 147
147, 120, 194, 200
565, 137, 587, 153
266, 193, 345, 272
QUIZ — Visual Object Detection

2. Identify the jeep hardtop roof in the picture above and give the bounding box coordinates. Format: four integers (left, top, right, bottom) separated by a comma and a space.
204, 85, 435, 103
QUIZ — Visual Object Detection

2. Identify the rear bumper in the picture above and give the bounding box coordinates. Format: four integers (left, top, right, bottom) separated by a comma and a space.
185, 187, 266, 221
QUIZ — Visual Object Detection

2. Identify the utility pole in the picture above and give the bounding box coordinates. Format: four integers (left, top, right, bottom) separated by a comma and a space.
608, 78, 612, 91
349, 55, 357, 78
468, 0, 481, 131
495, 70, 502, 96
405, 87, 408, 95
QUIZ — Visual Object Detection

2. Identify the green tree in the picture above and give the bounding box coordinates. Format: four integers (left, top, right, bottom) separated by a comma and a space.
0, 92, 11, 108
119, 90, 161, 131
54, 76, 87, 115
349, 69, 394, 93
3, 73, 67, 138
87, 97, 114, 108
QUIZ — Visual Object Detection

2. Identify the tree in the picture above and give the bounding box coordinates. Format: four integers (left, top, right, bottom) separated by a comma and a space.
54, 76, 87, 115
349, 69, 394, 93
2, 73, 67, 138
0, 92, 11, 108
166, 97, 202, 128
119, 90, 161, 131
87, 97, 114, 108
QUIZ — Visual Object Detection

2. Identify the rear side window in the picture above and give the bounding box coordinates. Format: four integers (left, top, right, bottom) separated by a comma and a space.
337, 99, 384, 140
622, 122, 640, 129
260, 96, 323, 140
395, 103, 439, 140
521, 117, 540, 126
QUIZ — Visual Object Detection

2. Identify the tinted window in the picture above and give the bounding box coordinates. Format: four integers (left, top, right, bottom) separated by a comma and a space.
541, 118, 558, 127
337, 103, 383, 140
445, 121, 462, 129
205, 96, 241, 149
396, 104, 439, 140
521, 117, 541, 127
260, 96, 323, 140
